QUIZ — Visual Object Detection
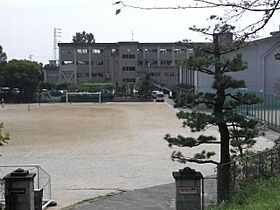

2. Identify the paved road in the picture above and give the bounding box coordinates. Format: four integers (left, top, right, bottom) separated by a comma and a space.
71, 183, 176, 210
71, 178, 218, 210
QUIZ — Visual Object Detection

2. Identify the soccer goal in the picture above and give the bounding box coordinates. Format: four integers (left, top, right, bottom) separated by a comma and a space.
65, 92, 102, 103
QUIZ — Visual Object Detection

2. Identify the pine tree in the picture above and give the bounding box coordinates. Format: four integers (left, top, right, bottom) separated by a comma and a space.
164, 25, 261, 201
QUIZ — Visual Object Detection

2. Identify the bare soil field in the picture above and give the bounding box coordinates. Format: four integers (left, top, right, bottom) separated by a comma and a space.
0, 103, 273, 209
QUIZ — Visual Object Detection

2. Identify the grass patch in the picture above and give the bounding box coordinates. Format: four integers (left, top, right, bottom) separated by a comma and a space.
208, 175, 280, 210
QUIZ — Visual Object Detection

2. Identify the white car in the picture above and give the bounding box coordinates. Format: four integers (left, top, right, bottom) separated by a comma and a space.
155, 92, 164, 102
152, 91, 160, 99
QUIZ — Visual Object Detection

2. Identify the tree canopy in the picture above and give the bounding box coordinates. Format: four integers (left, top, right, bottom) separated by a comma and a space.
138, 74, 153, 98
2, 59, 43, 102
72, 31, 95, 43
0, 45, 7, 87
0, 45, 10, 148
0, 45, 7, 65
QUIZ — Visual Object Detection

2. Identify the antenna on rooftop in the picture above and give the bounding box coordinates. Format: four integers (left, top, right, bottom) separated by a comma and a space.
53, 27, 62, 62
132, 30, 134, 42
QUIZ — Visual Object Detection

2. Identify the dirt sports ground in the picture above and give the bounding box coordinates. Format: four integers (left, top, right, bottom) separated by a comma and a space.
0, 102, 274, 209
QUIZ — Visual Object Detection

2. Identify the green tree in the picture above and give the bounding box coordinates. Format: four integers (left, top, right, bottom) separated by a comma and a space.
0, 45, 7, 87
138, 74, 153, 98
0, 45, 7, 65
0, 46, 10, 147
2, 60, 43, 102
72, 31, 95, 43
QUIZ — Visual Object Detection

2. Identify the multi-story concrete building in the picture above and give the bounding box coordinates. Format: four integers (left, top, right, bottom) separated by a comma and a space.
58, 42, 193, 87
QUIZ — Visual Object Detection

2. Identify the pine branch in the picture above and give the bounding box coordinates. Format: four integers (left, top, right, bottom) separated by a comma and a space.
199, 67, 215, 75
165, 134, 220, 148
171, 151, 219, 165
176, 111, 216, 131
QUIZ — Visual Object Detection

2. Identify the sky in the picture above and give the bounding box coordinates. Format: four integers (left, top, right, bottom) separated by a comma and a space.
0, 0, 279, 65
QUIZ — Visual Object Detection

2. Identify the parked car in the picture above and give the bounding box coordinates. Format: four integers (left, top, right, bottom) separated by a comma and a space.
155, 92, 165, 102
152, 91, 160, 99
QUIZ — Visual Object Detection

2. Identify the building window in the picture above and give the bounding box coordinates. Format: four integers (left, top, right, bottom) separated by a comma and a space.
164, 72, 175, 77
187, 49, 194, 55
180, 49, 187, 53
122, 66, 136, 71
175, 60, 181, 65
92, 49, 103, 54
274, 53, 280, 60
160, 60, 172, 66
122, 54, 136, 59
174, 49, 181, 53
98, 73, 104, 77
77, 49, 88, 54
93, 61, 104, 66
77, 73, 89, 77
151, 49, 158, 53
77, 61, 89, 65
62, 60, 74, 65
144, 49, 157, 53
138, 60, 143, 66
123, 78, 136, 83
92, 73, 98, 77
160, 49, 167, 54
62, 50, 72, 54
150, 72, 160, 77
145, 60, 158, 66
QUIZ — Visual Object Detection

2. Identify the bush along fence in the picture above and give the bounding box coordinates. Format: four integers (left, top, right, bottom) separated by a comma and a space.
217, 145, 280, 199
236, 91, 280, 132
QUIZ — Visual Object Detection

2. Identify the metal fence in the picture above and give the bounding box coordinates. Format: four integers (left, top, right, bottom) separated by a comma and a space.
218, 146, 280, 199
0, 164, 53, 209
236, 91, 280, 131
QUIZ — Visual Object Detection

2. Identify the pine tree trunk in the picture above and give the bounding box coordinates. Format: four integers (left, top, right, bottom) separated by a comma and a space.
217, 123, 230, 202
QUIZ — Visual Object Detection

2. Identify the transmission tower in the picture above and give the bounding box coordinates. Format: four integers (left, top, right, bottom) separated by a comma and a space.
53, 27, 62, 61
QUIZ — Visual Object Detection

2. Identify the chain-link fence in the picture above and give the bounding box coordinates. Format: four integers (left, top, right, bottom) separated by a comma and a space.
217, 146, 280, 199
0, 164, 52, 208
